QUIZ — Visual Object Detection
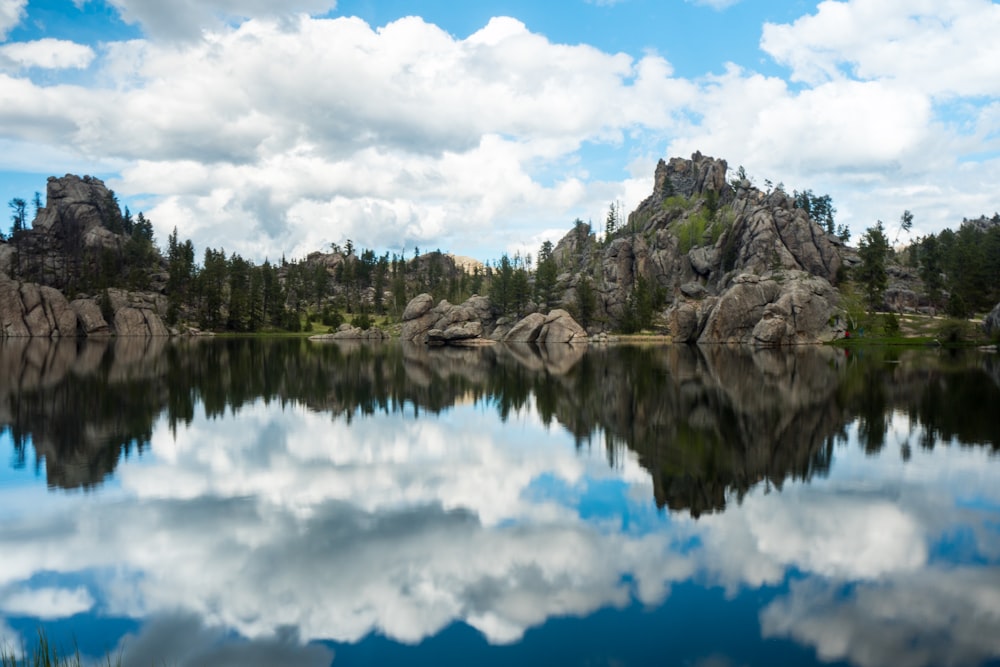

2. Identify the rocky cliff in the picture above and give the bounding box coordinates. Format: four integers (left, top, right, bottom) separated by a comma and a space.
0, 175, 168, 337
1, 274, 168, 337
552, 152, 844, 345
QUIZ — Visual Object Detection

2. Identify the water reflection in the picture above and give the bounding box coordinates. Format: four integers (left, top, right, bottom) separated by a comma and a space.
0, 340, 999, 666
3, 340, 998, 512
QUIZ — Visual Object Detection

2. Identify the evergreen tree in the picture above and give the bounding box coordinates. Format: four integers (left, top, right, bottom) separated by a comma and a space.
489, 254, 514, 315
198, 247, 228, 330
574, 276, 596, 329
227, 254, 252, 331
857, 221, 890, 311
605, 201, 618, 241
535, 240, 558, 310
166, 227, 196, 325
917, 234, 944, 307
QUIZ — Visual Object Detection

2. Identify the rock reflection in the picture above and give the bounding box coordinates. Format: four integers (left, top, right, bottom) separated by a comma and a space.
1, 339, 997, 513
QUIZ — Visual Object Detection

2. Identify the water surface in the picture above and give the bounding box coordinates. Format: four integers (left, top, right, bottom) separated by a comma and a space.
1, 338, 999, 666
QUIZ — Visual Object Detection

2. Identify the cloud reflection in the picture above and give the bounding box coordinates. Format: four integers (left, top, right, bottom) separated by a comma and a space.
0, 347, 998, 666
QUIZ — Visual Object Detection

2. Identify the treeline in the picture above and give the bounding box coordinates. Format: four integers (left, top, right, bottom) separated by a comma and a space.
852, 213, 1000, 318
909, 215, 1000, 316
162, 229, 502, 332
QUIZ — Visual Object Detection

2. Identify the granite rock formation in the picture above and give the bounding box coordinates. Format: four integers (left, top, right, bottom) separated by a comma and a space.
400, 293, 588, 346
1, 274, 168, 337
550, 152, 844, 345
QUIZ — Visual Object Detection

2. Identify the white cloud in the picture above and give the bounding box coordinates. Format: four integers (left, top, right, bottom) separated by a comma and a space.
61, 15, 688, 258
0, 620, 21, 659
1, 4, 998, 257
98, 0, 338, 41
0, 586, 94, 619
761, 573, 1000, 667
0, 0, 26, 41
0, 38, 95, 69
761, 0, 1000, 97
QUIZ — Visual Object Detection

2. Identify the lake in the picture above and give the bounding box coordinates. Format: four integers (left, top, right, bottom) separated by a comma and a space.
1, 338, 999, 667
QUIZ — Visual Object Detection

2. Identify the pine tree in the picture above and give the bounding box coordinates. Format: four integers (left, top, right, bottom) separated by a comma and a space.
857, 222, 890, 311
535, 240, 558, 310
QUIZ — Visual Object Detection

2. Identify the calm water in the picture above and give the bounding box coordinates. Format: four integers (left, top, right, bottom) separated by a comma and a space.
1, 338, 999, 667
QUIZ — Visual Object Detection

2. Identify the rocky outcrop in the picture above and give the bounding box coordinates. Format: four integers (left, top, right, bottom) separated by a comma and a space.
310, 324, 390, 341
400, 294, 588, 346
32, 174, 118, 236
548, 152, 843, 344
536, 309, 589, 344
503, 313, 547, 342
984, 302, 1000, 339
692, 272, 840, 346
0, 175, 164, 293
70, 299, 111, 336
427, 321, 484, 345
501, 310, 588, 344
1, 274, 168, 338
401, 294, 497, 344
1, 274, 77, 337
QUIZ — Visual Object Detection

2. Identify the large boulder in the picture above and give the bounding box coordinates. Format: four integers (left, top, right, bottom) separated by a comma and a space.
666, 302, 701, 343
427, 321, 485, 345
504, 313, 547, 343
70, 299, 111, 336
310, 324, 389, 341
537, 309, 589, 344
698, 272, 839, 346
113, 307, 169, 337
0, 275, 78, 337
401, 294, 498, 344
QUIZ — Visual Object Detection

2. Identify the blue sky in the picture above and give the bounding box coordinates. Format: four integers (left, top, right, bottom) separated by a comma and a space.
1, 0, 999, 261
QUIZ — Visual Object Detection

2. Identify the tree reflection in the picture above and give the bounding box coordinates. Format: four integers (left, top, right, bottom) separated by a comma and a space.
1, 339, 997, 513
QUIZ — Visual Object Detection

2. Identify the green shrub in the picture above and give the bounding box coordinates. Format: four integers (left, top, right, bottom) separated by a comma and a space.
936, 319, 970, 345
882, 312, 900, 336
676, 210, 711, 254
320, 306, 343, 327
662, 195, 691, 213
354, 310, 372, 330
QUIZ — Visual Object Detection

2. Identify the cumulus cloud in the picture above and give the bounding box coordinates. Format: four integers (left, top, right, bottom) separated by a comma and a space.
116, 614, 334, 667
98, 0, 338, 41
0, 0, 26, 40
0, 3, 997, 259
0, 14, 695, 258
761, 573, 1000, 667
0, 586, 94, 619
761, 0, 1000, 96
0, 619, 21, 658
66, 15, 689, 257
0, 38, 96, 69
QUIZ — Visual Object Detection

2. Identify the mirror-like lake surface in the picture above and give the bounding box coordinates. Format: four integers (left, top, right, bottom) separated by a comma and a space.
1, 338, 999, 667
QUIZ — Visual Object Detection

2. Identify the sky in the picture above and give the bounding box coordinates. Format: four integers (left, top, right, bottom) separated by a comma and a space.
1, 0, 999, 263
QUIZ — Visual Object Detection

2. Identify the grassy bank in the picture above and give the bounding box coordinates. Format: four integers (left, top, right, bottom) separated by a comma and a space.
831, 311, 994, 348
